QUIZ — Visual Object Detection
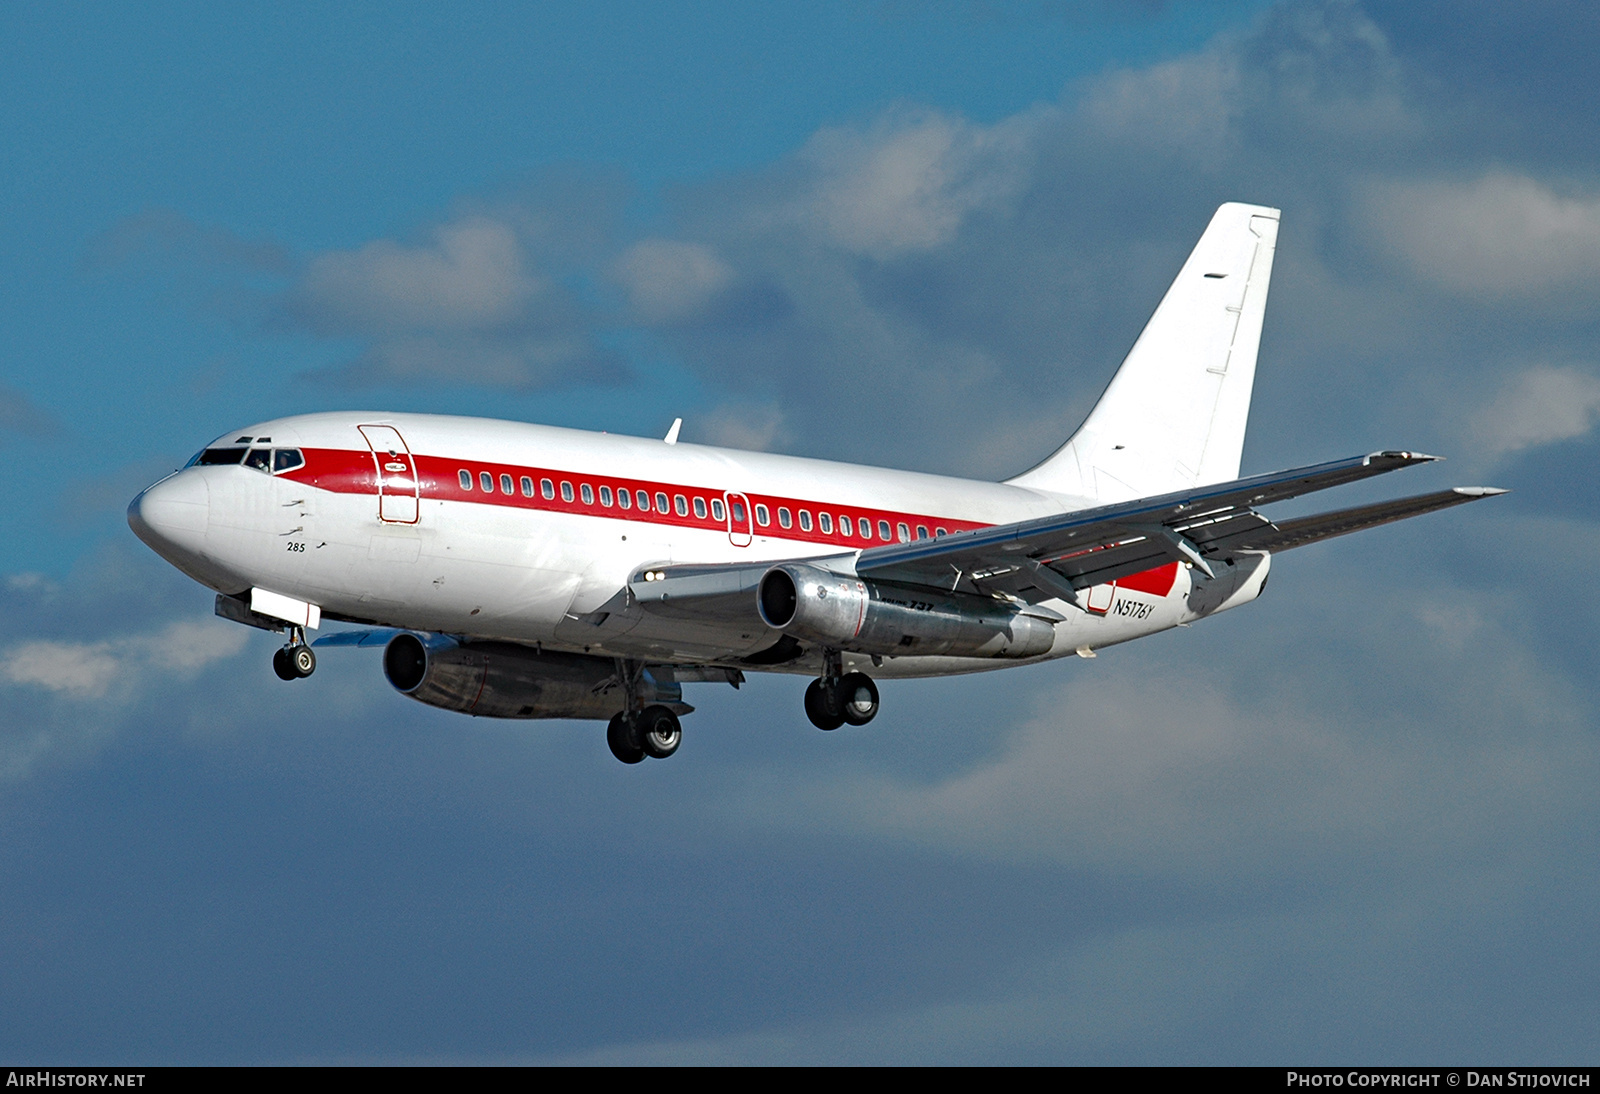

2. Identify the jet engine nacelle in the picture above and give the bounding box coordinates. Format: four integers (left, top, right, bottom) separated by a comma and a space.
757, 563, 1056, 659
382, 633, 683, 719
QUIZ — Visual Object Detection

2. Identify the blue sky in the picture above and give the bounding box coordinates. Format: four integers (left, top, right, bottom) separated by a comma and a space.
3, 0, 1599, 1063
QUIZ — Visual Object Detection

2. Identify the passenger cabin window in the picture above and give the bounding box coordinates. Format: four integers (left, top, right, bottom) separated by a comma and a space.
712, 498, 725, 521
561, 482, 574, 502
500, 474, 513, 495
839, 515, 853, 537
693, 497, 707, 519
459, 470, 472, 490
755, 504, 769, 526
521, 476, 533, 497
798, 510, 812, 532
541, 479, 555, 500
479, 471, 493, 492
618, 488, 631, 510
655, 492, 669, 514
636, 489, 651, 511
674, 494, 688, 516
600, 486, 613, 507
916, 525, 929, 540
897, 522, 910, 543
777, 507, 792, 529
819, 513, 832, 534
935, 527, 948, 537
581, 484, 594, 505
878, 520, 891, 541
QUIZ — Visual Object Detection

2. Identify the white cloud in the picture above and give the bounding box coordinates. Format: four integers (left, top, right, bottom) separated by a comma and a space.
333, 331, 620, 389
721, 583, 1592, 883
298, 217, 544, 333
692, 403, 790, 452
1082, 3, 1413, 164
289, 213, 625, 389
614, 239, 735, 324
1363, 174, 1600, 296
1472, 364, 1600, 457
3, 640, 123, 697
789, 110, 1035, 258
1, 620, 249, 700
1084, 49, 1239, 161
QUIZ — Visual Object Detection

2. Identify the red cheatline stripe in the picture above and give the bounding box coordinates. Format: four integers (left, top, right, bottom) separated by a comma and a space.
280, 447, 988, 548
279, 447, 1180, 593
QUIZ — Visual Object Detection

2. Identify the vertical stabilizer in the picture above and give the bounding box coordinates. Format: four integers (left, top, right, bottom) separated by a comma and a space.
1008, 202, 1280, 502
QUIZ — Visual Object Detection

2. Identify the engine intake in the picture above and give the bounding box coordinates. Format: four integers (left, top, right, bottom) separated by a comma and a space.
756, 563, 1056, 659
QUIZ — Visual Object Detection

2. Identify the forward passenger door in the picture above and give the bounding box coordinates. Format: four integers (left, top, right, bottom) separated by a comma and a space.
357, 424, 420, 524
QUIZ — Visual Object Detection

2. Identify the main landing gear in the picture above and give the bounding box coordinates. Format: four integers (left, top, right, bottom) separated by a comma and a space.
272, 627, 316, 681
607, 706, 682, 764
804, 650, 880, 731
606, 658, 683, 764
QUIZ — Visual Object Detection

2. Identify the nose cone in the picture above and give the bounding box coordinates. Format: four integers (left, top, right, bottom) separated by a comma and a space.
128, 471, 210, 562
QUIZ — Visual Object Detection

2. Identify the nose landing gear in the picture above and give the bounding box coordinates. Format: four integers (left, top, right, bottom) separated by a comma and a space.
272, 627, 317, 681
804, 650, 879, 731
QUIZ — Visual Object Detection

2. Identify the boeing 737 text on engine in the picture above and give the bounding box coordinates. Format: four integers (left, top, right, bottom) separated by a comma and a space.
128, 204, 1504, 763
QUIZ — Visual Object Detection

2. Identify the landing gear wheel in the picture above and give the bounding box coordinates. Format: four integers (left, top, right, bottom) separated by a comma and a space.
804, 678, 845, 731
272, 647, 297, 681
638, 705, 682, 759
291, 644, 317, 678
607, 712, 645, 764
838, 672, 879, 726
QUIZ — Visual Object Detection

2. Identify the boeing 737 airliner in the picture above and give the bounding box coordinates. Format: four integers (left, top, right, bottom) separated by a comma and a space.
128, 203, 1504, 763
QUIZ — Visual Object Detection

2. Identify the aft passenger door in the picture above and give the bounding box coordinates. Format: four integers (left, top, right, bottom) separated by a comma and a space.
725, 492, 752, 547
357, 424, 420, 524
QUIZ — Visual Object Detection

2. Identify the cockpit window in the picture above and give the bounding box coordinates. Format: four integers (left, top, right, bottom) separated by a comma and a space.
194, 447, 247, 466
272, 449, 305, 474
243, 448, 272, 472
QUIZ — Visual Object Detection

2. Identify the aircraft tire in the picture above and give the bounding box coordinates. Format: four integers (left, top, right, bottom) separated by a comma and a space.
291, 644, 317, 678
838, 672, 879, 726
639, 705, 681, 759
272, 647, 297, 681
607, 712, 645, 764
804, 678, 845, 731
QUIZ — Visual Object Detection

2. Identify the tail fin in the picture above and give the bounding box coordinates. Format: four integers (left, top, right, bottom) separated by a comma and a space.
1008, 202, 1280, 502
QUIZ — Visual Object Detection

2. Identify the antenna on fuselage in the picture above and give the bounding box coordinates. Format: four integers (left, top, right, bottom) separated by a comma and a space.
663, 418, 682, 445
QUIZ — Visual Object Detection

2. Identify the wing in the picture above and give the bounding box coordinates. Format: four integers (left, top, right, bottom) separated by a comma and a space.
621, 451, 1501, 625
856, 452, 1501, 604
1205, 487, 1505, 555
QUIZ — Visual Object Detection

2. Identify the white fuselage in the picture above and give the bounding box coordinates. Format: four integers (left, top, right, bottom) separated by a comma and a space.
130, 412, 1269, 679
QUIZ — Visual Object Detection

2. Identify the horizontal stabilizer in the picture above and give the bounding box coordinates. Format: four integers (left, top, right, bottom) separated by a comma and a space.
1203, 487, 1507, 555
